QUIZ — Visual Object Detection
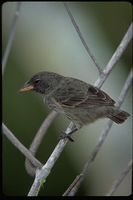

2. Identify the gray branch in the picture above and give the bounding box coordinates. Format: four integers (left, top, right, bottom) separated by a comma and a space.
63, 2, 103, 75
106, 159, 132, 196
25, 111, 59, 176
95, 22, 133, 88
2, 123, 42, 169
28, 122, 75, 196
2, 2, 21, 75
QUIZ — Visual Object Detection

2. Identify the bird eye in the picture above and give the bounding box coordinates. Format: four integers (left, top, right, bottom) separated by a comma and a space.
34, 79, 40, 84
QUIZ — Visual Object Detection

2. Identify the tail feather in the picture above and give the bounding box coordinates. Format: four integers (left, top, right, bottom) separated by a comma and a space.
108, 110, 130, 124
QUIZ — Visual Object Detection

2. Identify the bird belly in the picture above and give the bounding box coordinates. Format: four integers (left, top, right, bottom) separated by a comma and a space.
62, 106, 112, 126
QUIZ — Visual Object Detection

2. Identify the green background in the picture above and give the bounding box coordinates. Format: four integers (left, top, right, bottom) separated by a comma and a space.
2, 2, 132, 196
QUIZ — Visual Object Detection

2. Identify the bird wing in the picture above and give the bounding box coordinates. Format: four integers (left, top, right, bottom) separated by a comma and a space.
54, 83, 115, 108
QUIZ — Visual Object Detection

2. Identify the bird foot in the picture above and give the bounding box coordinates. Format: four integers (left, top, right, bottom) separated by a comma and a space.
57, 131, 75, 142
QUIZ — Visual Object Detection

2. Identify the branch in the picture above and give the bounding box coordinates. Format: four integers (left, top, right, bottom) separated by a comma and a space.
2, 123, 42, 169
106, 159, 132, 196
63, 2, 103, 75
66, 68, 133, 196
95, 22, 133, 88
64, 2, 133, 87
62, 174, 83, 196
2, 2, 21, 75
28, 111, 59, 155
27, 122, 75, 196
25, 111, 59, 176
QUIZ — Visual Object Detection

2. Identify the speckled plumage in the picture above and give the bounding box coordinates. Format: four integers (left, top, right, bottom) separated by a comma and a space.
19, 71, 130, 140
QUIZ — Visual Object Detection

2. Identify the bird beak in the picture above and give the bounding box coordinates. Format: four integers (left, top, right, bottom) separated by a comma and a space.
18, 83, 34, 93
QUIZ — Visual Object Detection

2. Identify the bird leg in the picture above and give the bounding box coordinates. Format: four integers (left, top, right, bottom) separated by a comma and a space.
57, 122, 78, 142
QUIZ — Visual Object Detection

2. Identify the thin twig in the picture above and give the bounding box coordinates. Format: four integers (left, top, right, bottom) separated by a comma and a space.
67, 68, 132, 196
95, 22, 133, 88
64, 3, 133, 89
28, 140, 68, 196
106, 159, 132, 196
2, 123, 42, 169
25, 111, 59, 176
63, 2, 103, 75
62, 174, 83, 196
2, 2, 21, 75
27, 122, 75, 196
28, 111, 59, 155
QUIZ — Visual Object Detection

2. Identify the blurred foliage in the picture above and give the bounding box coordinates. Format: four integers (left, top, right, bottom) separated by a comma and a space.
2, 2, 132, 196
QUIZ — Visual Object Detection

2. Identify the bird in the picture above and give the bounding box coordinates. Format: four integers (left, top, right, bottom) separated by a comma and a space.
19, 71, 130, 142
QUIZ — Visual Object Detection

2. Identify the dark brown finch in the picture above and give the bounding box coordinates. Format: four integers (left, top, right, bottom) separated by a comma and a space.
19, 71, 130, 141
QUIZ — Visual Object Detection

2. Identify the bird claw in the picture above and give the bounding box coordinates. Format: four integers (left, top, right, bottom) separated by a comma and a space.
57, 131, 75, 142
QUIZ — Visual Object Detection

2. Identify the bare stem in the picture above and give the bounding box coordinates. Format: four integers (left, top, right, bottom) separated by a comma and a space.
28, 111, 59, 155
27, 122, 75, 196
106, 159, 132, 196
25, 111, 59, 176
2, 2, 21, 75
95, 22, 133, 88
62, 174, 83, 196
63, 2, 103, 75
2, 123, 42, 169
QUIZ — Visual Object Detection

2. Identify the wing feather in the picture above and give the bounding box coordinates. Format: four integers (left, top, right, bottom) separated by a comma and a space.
54, 81, 115, 108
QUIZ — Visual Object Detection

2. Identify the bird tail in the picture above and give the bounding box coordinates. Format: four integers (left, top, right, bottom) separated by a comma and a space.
108, 109, 130, 124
